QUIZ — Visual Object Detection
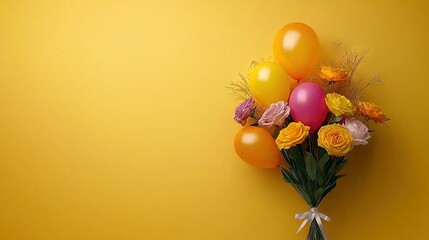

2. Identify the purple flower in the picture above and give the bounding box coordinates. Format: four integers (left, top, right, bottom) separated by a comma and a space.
258, 101, 290, 127
234, 97, 255, 126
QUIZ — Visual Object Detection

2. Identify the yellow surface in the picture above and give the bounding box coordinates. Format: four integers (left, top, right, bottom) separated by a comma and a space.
0, 0, 428, 239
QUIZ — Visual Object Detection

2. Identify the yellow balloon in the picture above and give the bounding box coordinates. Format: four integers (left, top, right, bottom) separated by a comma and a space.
273, 22, 320, 81
249, 62, 291, 109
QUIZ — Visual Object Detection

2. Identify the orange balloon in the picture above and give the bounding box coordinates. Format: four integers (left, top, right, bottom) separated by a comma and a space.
273, 22, 320, 81
290, 76, 325, 91
234, 126, 281, 168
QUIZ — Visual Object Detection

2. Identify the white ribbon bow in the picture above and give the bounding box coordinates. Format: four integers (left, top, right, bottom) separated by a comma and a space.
295, 207, 331, 240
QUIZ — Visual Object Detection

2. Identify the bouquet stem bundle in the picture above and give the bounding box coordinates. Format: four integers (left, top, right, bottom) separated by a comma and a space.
308, 221, 323, 240
281, 138, 346, 240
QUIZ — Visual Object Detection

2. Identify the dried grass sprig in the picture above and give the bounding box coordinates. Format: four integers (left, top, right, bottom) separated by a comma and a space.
226, 73, 252, 100
322, 43, 382, 104
226, 59, 266, 100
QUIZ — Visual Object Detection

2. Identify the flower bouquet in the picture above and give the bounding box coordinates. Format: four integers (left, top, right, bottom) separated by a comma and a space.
229, 22, 389, 240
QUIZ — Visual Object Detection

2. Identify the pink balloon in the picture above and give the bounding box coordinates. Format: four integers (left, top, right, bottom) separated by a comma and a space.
289, 82, 328, 133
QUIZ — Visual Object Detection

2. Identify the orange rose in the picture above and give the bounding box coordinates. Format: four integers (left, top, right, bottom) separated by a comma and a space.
357, 101, 390, 123
276, 122, 310, 150
319, 65, 348, 82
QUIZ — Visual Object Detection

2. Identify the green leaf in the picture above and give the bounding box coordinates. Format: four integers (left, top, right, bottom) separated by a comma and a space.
334, 174, 346, 181
288, 147, 306, 171
300, 191, 313, 206
280, 149, 291, 166
329, 115, 342, 124
321, 181, 337, 200
316, 168, 326, 186
291, 170, 299, 181
318, 147, 327, 159
327, 157, 339, 178
335, 159, 348, 174
318, 153, 330, 172
289, 146, 303, 161
306, 182, 315, 203
304, 152, 317, 181
314, 187, 324, 200
280, 167, 298, 185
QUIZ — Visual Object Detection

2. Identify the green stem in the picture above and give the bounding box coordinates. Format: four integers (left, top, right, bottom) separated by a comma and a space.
307, 220, 324, 240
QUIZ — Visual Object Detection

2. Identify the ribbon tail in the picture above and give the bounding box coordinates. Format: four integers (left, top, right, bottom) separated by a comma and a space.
296, 215, 312, 233
317, 212, 331, 222
315, 215, 328, 240
295, 211, 310, 220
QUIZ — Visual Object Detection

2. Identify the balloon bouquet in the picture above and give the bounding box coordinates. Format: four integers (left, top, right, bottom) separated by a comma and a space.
231, 22, 389, 240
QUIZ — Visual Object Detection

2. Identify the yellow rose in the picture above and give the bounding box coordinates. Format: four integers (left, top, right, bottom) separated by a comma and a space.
276, 122, 310, 150
318, 124, 353, 156
319, 65, 348, 82
325, 93, 355, 117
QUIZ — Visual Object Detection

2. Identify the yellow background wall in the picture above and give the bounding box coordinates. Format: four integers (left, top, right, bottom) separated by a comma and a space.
1, 0, 428, 239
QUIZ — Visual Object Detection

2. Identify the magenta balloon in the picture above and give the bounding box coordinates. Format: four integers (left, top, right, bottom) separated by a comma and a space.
289, 82, 328, 133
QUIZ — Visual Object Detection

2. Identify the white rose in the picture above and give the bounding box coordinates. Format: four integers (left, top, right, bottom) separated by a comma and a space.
342, 118, 371, 146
